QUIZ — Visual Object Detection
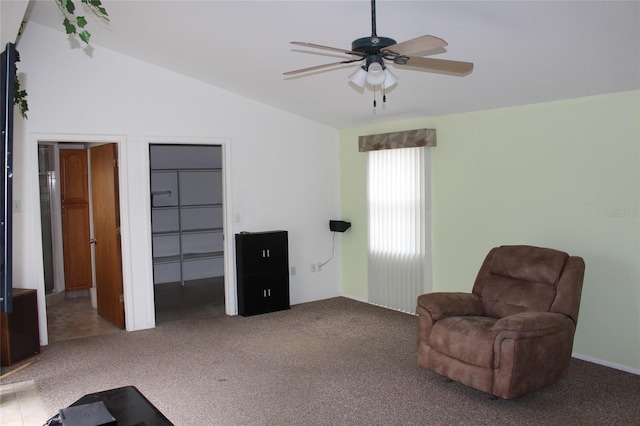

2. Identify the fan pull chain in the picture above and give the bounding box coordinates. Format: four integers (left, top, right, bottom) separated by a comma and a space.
372, 85, 387, 107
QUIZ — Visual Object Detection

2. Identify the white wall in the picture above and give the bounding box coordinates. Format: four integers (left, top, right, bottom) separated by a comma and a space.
0, 0, 29, 46
14, 22, 341, 343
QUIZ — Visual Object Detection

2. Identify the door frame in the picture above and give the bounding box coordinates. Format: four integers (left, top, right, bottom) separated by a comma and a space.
145, 136, 236, 317
29, 133, 130, 345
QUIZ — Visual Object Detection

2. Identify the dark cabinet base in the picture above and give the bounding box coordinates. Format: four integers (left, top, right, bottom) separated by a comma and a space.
239, 283, 290, 316
1, 289, 41, 367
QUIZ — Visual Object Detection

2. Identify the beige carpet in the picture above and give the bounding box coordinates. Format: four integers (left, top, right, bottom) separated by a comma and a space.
2, 297, 639, 425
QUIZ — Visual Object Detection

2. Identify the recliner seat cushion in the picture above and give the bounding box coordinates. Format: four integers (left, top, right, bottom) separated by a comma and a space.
429, 316, 497, 368
482, 276, 556, 318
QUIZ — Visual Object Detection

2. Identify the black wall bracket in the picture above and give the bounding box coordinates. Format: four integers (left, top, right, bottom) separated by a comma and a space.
329, 220, 352, 232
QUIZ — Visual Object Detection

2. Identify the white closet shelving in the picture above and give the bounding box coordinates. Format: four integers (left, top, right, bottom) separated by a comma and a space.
150, 145, 223, 285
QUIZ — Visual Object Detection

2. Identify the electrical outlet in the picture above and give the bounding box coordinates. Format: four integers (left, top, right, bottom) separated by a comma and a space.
311, 263, 317, 273
291, 266, 296, 276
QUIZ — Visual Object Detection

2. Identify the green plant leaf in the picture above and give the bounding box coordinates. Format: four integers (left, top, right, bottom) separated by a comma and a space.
20, 100, 28, 118
13, 76, 28, 119
64, 0, 75, 14
79, 30, 91, 44
63, 18, 76, 34
87, 0, 107, 15
77, 16, 87, 28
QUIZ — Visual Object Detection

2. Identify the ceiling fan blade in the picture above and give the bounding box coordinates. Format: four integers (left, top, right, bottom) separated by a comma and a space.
387, 35, 448, 56
397, 56, 474, 74
290, 41, 364, 57
283, 58, 364, 76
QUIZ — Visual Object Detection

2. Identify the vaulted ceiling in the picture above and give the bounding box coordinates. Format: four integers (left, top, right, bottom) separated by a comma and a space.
20, 1, 640, 128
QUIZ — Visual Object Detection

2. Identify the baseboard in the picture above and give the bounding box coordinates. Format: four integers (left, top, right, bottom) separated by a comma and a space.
341, 294, 368, 304
572, 352, 640, 375
290, 292, 343, 306
340, 295, 418, 316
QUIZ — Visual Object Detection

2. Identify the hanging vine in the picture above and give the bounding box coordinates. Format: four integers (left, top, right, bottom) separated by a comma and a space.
13, 0, 109, 119
56, 0, 109, 44
13, 50, 28, 119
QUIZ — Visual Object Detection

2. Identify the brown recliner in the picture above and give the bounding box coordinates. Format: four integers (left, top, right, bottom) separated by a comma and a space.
416, 245, 585, 399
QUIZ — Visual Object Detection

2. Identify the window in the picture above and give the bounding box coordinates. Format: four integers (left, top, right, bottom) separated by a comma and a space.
367, 146, 430, 313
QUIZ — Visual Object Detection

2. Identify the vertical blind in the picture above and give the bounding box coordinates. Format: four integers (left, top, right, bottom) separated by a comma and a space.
367, 146, 427, 314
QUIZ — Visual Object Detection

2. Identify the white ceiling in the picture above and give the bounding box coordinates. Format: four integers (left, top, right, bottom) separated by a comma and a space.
24, 0, 640, 129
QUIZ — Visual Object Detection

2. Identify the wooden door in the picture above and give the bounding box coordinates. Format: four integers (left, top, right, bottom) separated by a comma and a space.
90, 144, 125, 329
60, 149, 92, 291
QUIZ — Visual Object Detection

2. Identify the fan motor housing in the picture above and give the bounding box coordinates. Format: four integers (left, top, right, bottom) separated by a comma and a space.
351, 36, 397, 54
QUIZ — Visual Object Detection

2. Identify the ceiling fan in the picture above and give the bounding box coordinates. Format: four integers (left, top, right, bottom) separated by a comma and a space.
284, 0, 474, 106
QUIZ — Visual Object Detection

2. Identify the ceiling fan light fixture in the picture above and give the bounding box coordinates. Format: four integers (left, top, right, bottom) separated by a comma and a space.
348, 66, 368, 88
285, 0, 474, 109
365, 61, 386, 85
383, 68, 398, 89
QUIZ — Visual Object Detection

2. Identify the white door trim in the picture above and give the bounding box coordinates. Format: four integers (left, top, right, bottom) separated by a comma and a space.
29, 133, 129, 345
145, 136, 236, 319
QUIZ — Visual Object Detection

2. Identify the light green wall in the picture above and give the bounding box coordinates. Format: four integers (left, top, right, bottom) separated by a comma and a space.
339, 90, 640, 371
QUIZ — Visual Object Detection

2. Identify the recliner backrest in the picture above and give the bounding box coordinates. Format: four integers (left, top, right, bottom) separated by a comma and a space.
472, 245, 570, 319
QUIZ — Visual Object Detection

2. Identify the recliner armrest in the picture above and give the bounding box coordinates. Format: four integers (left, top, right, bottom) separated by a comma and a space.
416, 292, 484, 320
493, 311, 573, 338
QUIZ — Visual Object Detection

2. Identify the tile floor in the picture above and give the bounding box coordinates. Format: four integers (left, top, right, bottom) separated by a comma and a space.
45, 296, 121, 343
0, 380, 48, 426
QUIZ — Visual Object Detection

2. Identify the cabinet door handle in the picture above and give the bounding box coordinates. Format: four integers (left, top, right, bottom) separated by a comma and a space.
268, 289, 271, 297
267, 249, 270, 258
263, 290, 266, 298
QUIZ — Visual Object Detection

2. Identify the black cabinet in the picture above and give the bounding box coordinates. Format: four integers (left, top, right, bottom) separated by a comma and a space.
236, 231, 290, 316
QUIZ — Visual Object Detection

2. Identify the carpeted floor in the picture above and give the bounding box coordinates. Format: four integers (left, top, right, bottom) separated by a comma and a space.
2, 297, 639, 425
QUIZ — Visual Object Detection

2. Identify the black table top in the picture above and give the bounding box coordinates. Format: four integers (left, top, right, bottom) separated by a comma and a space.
70, 386, 173, 426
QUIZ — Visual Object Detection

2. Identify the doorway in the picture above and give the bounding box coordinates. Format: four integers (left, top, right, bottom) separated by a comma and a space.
37, 145, 55, 295
38, 141, 124, 342
149, 144, 225, 323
